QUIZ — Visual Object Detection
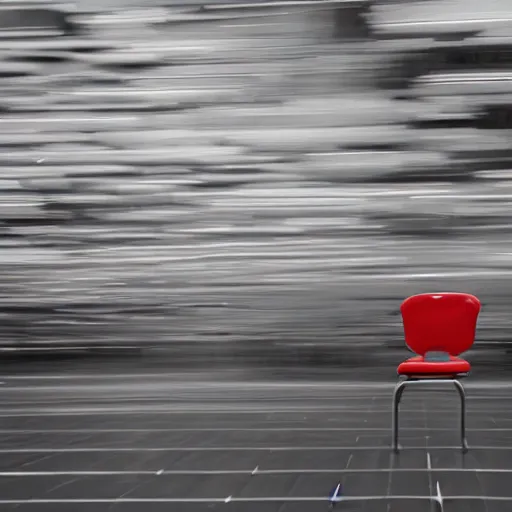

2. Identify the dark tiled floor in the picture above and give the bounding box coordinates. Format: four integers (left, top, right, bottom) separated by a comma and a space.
0, 372, 511, 511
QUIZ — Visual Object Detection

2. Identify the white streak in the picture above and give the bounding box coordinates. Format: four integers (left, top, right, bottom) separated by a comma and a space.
435, 481, 444, 512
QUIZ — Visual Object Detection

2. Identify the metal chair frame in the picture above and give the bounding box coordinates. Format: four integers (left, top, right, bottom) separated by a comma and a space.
391, 375, 468, 454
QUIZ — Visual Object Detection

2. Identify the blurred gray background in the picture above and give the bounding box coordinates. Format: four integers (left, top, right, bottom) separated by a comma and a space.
1, 0, 512, 371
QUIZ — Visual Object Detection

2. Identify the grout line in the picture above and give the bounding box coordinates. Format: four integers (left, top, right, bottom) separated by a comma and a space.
2, 377, 512, 389
0, 408, 510, 417
385, 394, 394, 512
0, 426, 511, 433
0, 496, 508, 504
385, 455, 393, 512
427, 452, 433, 512
0, 468, 512, 476
1, 446, 512, 453
0, 395, 508, 402
0, 410, 478, 416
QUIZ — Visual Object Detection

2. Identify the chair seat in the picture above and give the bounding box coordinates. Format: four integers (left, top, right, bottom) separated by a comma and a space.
397, 355, 470, 376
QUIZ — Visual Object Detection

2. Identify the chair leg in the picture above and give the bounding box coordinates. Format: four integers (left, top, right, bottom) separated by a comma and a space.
453, 380, 468, 453
391, 380, 407, 453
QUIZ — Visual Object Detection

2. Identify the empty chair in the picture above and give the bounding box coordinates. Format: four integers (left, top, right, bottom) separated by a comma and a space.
392, 292, 481, 453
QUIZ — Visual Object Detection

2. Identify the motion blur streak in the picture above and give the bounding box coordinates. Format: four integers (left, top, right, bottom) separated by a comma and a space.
0, 0, 512, 373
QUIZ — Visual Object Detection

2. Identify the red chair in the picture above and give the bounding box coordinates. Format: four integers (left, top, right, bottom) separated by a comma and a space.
392, 292, 481, 453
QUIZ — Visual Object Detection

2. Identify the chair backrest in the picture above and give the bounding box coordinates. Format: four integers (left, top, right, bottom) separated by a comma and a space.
400, 292, 481, 356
